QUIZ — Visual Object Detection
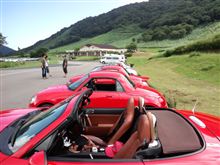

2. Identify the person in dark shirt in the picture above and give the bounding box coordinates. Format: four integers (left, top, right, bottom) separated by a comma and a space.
41, 54, 47, 79
62, 55, 68, 77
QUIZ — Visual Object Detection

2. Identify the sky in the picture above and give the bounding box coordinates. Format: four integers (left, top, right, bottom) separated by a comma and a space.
1, 0, 148, 50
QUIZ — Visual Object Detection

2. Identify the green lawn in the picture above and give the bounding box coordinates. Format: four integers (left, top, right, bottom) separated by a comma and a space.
128, 51, 220, 117
0, 54, 59, 69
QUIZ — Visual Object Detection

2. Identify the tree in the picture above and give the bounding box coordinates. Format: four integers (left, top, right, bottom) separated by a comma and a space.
132, 38, 136, 42
126, 42, 137, 53
0, 33, 7, 46
30, 48, 48, 58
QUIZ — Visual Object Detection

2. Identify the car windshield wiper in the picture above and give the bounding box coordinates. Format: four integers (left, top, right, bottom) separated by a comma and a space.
10, 111, 41, 147
10, 119, 26, 147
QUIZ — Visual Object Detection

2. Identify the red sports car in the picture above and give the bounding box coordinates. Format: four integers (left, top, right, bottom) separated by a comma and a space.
69, 65, 150, 89
29, 72, 167, 108
1, 89, 219, 165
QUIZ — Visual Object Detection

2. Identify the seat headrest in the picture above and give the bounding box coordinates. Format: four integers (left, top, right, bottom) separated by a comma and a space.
125, 97, 134, 117
137, 115, 150, 143
138, 97, 145, 113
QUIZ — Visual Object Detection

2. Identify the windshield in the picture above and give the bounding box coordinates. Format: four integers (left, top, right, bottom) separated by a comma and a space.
68, 74, 89, 90
9, 102, 68, 153
91, 66, 101, 72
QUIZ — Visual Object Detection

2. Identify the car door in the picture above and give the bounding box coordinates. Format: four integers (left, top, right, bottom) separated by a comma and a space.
88, 91, 122, 108
84, 78, 124, 109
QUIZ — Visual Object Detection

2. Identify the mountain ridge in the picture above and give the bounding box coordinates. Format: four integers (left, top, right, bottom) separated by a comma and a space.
0, 45, 16, 56
21, 0, 220, 52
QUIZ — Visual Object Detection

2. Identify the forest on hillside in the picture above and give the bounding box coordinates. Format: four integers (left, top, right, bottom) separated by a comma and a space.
23, 0, 220, 51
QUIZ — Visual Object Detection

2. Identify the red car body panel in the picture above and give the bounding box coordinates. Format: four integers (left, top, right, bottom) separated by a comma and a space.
69, 65, 150, 87
1, 90, 220, 165
142, 110, 220, 165
100, 65, 149, 82
69, 73, 149, 89
29, 72, 167, 108
0, 108, 39, 132
179, 110, 220, 139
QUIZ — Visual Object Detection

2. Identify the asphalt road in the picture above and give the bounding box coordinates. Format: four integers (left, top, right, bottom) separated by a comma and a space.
0, 61, 100, 110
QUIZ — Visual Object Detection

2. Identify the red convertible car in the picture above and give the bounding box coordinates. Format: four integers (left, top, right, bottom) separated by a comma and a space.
69, 65, 150, 89
1, 89, 219, 165
29, 72, 167, 108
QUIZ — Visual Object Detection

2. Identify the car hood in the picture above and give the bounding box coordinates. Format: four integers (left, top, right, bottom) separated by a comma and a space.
38, 84, 69, 95
134, 87, 162, 98
0, 108, 38, 132
133, 88, 167, 108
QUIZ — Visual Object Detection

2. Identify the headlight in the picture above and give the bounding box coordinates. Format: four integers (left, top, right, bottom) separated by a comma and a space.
30, 96, 36, 104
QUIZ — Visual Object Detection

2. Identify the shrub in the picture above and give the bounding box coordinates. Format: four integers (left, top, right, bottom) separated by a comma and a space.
126, 42, 137, 53
163, 34, 220, 56
200, 65, 215, 71
125, 52, 133, 58
0, 62, 24, 68
30, 48, 48, 58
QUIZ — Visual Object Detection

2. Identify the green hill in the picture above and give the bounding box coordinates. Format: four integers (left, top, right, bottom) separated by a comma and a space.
50, 21, 220, 53
21, 0, 220, 53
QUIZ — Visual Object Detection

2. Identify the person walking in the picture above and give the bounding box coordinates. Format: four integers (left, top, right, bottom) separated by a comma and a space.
45, 55, 52, 77
41, 54, 47, 79
62, 55, 68, 78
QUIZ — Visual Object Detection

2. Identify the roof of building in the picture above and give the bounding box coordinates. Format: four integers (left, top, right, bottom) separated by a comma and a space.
85, 44, 118, 49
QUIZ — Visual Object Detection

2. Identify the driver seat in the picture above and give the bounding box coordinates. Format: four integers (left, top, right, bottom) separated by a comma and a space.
87, 97, 135, 145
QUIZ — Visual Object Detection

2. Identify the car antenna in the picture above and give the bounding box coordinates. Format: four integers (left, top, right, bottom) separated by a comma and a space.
192, 98, 198, 115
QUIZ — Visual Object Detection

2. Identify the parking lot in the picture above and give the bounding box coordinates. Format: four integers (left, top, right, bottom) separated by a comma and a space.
0, 61, 99, 110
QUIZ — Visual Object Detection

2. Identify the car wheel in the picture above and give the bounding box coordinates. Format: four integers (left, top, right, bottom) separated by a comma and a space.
102, 61, 105, 64
39, 103, 53, 107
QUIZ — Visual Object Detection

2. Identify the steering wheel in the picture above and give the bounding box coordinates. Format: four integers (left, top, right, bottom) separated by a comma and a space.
75, 95, 91, 132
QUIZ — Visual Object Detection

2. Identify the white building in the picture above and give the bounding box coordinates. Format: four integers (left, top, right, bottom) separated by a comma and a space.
77, 44, 127, 56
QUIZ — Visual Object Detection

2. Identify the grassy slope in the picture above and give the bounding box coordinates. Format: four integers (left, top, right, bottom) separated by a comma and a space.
138, 22, 220, 49
128, 52, 220, 117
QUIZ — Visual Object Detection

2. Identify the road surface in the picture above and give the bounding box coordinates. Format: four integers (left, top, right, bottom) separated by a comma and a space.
0, 61, 100, 110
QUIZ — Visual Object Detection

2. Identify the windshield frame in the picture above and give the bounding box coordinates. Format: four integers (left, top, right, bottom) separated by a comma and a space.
68, 74, 89, 91
120, 74, 135, 89
8, 102, 68, 153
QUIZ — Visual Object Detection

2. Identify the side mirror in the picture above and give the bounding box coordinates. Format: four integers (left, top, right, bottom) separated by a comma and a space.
29, 151, 47, 165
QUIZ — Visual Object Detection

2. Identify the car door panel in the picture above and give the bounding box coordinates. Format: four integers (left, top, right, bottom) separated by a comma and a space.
87, 91, 122, 108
